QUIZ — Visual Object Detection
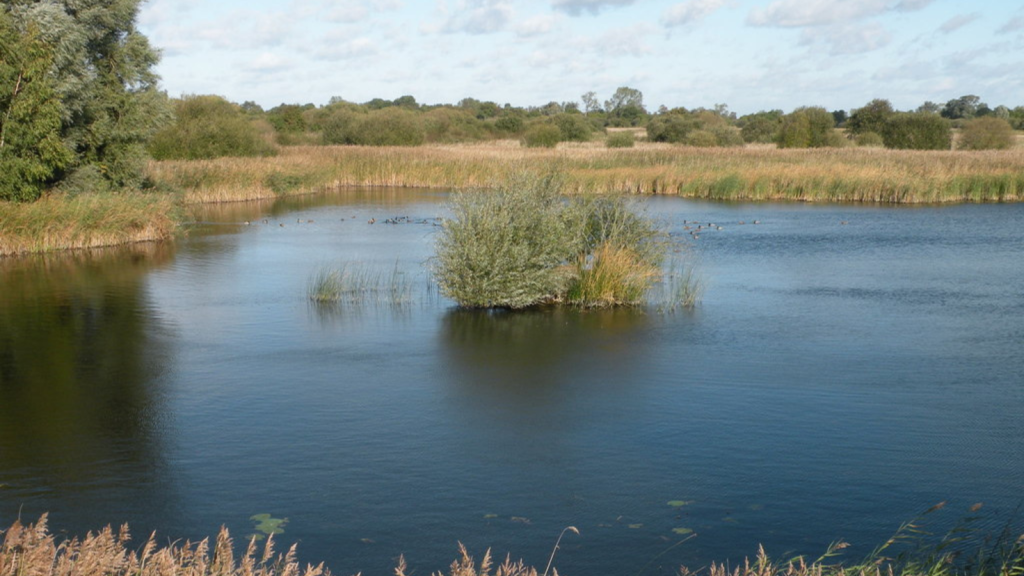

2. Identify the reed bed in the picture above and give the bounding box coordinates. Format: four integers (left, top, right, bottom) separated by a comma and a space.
0, 193, 179, 257
147, 143, 1024, 205
307, 263, 412, 306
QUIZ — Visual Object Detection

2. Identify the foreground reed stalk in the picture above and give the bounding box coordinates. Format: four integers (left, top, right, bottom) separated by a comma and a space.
2, 508, 1021, 576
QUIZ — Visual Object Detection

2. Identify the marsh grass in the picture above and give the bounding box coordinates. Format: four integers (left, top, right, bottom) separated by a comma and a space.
651, 256, 705, 312
566, 243, 660, 307
148, 144, 1024, 206
307, 262, 412, 306
0, 193, 179, 257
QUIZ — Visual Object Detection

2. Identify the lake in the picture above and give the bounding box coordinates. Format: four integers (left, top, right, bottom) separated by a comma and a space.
1, 189, 1022, 576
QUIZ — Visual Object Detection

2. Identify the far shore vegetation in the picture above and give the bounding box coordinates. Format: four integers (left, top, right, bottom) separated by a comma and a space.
3, 1, 1024, 257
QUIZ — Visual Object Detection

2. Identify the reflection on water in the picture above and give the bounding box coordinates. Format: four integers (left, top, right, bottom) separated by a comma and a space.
1, 193, 1022, 576
0, 244, 175, 530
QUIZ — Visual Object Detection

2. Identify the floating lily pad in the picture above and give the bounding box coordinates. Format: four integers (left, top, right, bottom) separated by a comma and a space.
672, 527, 694, 535
511, 516, 531, 524
628, 523, 643, 529
483, 514, 499, 519
667, 500, 695, 508
250, 514, 288, 535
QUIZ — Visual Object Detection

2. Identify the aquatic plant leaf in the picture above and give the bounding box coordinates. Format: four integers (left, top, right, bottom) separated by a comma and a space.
250, 514, 288, 535
667, 500, 695, 507
672, 527, 694, 535
483, 514, 499, 519
628, 524, 643, 529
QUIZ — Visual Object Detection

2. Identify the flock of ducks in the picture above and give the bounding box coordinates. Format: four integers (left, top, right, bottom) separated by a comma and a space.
241, 215, 438, 227
681, 219, 761, 240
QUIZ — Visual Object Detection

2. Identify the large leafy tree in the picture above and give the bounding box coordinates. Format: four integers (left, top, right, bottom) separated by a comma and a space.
3, 0, 169, 197
0, 9, 72, 201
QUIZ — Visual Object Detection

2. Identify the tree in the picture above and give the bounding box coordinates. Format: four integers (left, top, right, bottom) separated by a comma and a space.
846, 99, 894, 136
9, 0, 170, 193
581, 91, 601, 114
941, 95, 984, 120
605, 87, 646, 126
605, 87, 643, 113
917, 101, 941, 114
777, 107, 839, 148
0, 10, 72, 201
881, 113, 951, 150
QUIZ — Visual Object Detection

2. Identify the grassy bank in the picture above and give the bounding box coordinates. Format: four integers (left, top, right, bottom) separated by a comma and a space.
4, 142, 1023, 256
0, 193, 179, 257
147, 142, 1024, 205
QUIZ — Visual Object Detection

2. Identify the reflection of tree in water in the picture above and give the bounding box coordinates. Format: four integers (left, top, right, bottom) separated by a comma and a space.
440, 307, 651, 401
0, 244, 175, 519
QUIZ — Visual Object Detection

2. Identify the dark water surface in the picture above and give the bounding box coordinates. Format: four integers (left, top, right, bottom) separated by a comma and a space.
2, 190, 1022, 576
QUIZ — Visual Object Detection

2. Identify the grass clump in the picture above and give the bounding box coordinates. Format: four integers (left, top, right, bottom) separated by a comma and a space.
307, 263, 411, 306
433, 172, 676, 309
607, 132, 635, 148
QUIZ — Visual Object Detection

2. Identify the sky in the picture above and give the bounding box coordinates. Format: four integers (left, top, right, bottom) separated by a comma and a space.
137, 0, 1024, 115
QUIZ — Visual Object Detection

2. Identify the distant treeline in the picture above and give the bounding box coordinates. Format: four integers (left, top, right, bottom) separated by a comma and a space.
147, 90, 1024, 164
2, 0, 1023, 203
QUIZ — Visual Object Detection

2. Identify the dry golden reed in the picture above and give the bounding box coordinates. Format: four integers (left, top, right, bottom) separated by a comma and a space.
0, 193, 178, 257
148, 142, 1024, 205
0, 515, 328, 576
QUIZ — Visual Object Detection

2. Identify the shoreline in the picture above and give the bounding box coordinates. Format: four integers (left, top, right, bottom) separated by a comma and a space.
3, 142, 1022, 257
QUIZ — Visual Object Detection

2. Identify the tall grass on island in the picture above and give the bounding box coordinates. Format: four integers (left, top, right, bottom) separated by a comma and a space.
147, 143, 1024, 205
432, 171, 690, 309
0, 193, 179, 257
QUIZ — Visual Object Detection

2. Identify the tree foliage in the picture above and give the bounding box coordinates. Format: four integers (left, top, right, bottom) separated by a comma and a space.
4, 0, 169, 196
881, 113, 951, 150
148, 95, 277, 160
776, 107, 841, 148
0, 10, 72, 201
846, 99, 894, 136
958, 116, 1015, 150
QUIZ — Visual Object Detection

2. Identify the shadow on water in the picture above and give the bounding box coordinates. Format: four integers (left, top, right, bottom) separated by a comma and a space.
0, 243, 177, 530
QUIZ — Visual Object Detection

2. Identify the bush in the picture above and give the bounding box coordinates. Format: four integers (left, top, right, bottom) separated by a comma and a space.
494, 114, 524, 134
433, 173, 666, 309
882, 113, 951, 150
346, 108, 425, 146
740, 117, 779, 144
522, 124, 561, 148
553, 113, 592, 142
647, 114, 700, 143
777, 107, 838, 148
855, 131, 884, 147
148, 95, 277, 160
320, 108, 363, 145
709, 125, 744, 147
606, 132, 635, 148
685, 130, 718, 147
422, 108, 492, 143
958, 117, 1015, 150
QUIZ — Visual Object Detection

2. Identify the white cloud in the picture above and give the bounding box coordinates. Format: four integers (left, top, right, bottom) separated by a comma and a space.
747, 0, 932, 28
314, 36, 378, 61
439, 0, 513, 34
551, 0, 635, 17
244, 52, 291, 72
801, 21, 891, 55
661, 0, 730, 28
939, 13, 980, 34
594, 24, 656, 57
515, 14, 559, 37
